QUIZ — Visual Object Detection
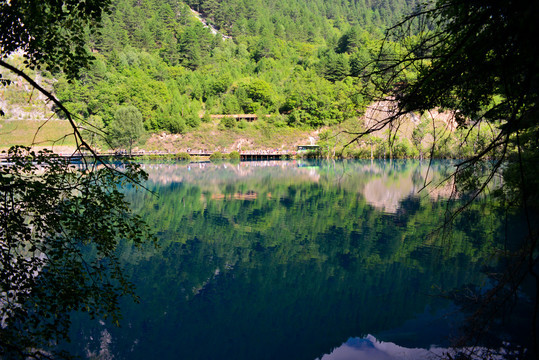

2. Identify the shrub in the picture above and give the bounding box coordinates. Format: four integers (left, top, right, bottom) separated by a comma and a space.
176, 152, 191, 161
228, 151, 241, 160
210, 152, 225, 161
186, 114, 200, 128
394, 138, 418, 158
220, 116, 236, 129
202, 113, 211, 123
237, 119, 248, 129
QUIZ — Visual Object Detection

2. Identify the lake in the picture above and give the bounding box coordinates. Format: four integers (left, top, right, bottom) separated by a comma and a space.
65, 159, 514, 359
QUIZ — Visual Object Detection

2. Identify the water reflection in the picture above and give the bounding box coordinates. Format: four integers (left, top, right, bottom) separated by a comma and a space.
64, 160, 505, 359
320, 335, 513, 360
319, 335, 446, 360
140, 159, 454, 214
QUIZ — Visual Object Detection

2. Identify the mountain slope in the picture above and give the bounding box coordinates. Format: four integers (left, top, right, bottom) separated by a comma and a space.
2, 0, 435, 155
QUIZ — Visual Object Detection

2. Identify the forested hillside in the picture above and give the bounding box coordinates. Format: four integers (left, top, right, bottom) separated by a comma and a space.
1, 0, 495, 159
183, 0, 416, 40
51, 0, 416, 136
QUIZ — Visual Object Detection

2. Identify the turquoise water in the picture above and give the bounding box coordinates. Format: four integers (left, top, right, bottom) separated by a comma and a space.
66, 160, 507, 359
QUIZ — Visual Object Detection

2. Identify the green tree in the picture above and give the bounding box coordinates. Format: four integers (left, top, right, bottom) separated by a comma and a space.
108, 105, 145, 155
319, 50, 350, 82
178, 26, 202, 69
0, 0, 110, 79
1, 2, 156, 356
360, 0, 539, 355
0, 147, 153, 359
336, 26, 362, 54
220, 116, 236, 129
411, 116, 429, 160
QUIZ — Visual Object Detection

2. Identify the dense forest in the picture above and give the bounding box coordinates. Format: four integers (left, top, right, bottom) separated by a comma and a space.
0, 0, 501, 159
2, 0, 495, 159
52, 0, 417, 136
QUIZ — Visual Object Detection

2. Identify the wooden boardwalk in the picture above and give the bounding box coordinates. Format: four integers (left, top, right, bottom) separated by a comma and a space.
186, 150, 293, 160
0, 150, 296, 162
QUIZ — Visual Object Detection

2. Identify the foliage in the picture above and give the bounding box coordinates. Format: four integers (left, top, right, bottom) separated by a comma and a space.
108, 105, 145, 154
0, 0, 159, 357
81, 115, 106, 149
0, 147, 154, 358
0, 0, 111, 79
237, 119, 248, 129
358, 0, 539, 354
209, 151, 225, 160
228, 150, 241, 160
220, 116, 236, 129
368, 0, 539, 187
44, 0, 419, 140
184, 0, 417, 40
318, 129, 346, 158
371, 0, 539, 201
176, 152, 192, 161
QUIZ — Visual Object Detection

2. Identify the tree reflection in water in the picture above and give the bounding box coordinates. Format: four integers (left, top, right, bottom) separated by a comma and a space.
64, 160, 519, 360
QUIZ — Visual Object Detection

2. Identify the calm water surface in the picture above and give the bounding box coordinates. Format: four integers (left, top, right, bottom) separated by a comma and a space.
66, 160, 508, 359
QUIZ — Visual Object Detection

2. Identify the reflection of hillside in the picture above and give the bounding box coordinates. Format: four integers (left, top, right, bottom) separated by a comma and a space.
141, 161, 321, 188
356, 162, 450, 213
427, 178, 456, 200
204, 191, 271, 201
68, 159, 505, 360
363, 177, 418, 214
141, 161, 454, 213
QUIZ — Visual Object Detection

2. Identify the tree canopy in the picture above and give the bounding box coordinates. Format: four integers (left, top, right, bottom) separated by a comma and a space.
0, 147, 153, 358
360, 0, 539, 355
0, 0, 155, 358
42, 0, 421, 138
0, 0, 111, 78
109, 105, 145, 154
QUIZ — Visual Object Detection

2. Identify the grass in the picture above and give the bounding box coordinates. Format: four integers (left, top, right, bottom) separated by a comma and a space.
0, 118, 314, 154
0, 119, 77, 150
144, 121, 316, 152
0, 111, 461, 159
